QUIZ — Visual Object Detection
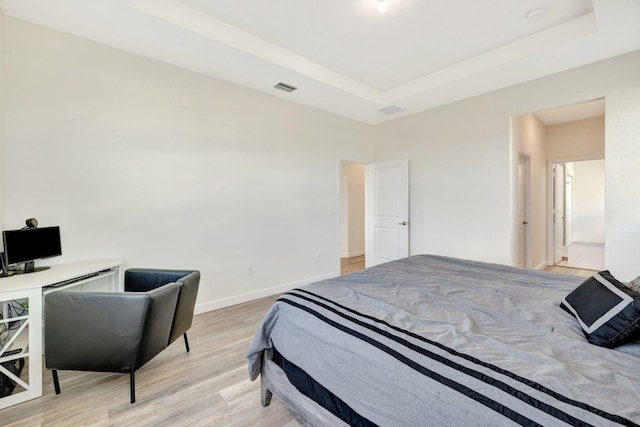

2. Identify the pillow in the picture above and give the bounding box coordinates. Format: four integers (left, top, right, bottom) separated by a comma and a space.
627, 276, 640, 293
560, 270, 640, 348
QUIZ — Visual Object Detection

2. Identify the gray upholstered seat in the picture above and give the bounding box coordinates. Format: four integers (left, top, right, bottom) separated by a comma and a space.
124, 269, 200, 351
44, 283, 180, 403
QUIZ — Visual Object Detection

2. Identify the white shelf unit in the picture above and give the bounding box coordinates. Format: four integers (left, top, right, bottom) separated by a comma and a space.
0, 259, 122, 409
0, 287, 42, 408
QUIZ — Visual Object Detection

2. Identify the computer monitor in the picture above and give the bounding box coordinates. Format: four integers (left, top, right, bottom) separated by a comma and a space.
2, 226, 62, 274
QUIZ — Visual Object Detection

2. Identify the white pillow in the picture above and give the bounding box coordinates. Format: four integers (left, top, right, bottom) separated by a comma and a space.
560, 271, 640, 347
627, 276, 640, 293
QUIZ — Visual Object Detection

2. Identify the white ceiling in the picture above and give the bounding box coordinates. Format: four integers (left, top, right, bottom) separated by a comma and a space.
1, 0, 639, 124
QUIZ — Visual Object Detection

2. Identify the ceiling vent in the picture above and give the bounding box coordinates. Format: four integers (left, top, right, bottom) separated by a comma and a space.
274, 82, 298, 93
377, 105, 404, 115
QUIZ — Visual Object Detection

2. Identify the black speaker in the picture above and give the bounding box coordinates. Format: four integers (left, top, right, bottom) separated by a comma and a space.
0, 252, 8, 277
0, 358, 25, 397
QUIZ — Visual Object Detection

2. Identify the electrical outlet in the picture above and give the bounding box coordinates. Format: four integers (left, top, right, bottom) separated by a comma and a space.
248, 265, 254, 275
316, 254, 321, 263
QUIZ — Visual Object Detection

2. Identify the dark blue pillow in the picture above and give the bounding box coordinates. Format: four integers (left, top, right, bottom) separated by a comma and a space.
560, 270, 640, 348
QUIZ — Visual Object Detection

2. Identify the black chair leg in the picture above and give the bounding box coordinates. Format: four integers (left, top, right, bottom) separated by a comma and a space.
52, 370, 61, 395
130, 369, 136, 404
183, 333, 190, 352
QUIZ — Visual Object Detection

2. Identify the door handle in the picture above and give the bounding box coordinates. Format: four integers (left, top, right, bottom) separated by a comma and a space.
397, 221, 407, 226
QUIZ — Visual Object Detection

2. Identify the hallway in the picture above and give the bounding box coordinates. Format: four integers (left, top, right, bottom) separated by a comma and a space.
555, 242, 604, 271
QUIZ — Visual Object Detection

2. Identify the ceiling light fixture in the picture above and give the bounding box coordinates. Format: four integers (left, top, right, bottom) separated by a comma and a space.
378, 0, 388, 13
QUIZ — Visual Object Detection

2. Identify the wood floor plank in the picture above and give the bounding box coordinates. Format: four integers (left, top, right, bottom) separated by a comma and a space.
542, 265, 596, 277
341, 255, 364, 275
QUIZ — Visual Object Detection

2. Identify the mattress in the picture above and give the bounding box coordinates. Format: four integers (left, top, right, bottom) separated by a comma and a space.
247, 255, 640, 426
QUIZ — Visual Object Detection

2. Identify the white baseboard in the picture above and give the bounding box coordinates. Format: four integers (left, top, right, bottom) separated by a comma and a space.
534, 261, 548, 270
194, 271, 340, 315
571, 241, 604, 247
340, 250, 364, 259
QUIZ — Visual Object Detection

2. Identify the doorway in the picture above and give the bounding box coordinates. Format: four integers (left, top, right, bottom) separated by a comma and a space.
552, 159, 605, 270
513, 97, 605, 271
340, 162, 366, 275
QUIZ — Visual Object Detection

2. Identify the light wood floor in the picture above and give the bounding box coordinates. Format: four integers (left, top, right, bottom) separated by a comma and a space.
1, 294, 299, 427
542, 264, 596, 277
2, 259, 594, 426
340, 255, 364, 275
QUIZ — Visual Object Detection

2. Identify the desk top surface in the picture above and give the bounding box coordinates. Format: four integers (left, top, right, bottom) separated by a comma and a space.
0, 259, 123, 293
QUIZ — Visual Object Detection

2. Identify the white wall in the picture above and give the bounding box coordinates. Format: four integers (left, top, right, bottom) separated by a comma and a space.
547, 116, 605, 161
372, 97, 514, 264
372, 51, 640, 280
606, 87, 640, 279
571, 159, 605, 244
0, 10, 5, 241
3, 15, 640, 298
1, 18, 371, 311
340, 162, 349, 256
516, 114, 547, 269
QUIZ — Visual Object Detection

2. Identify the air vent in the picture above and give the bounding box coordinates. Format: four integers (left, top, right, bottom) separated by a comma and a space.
377, 105, 404, 115
274, 82, 298, 93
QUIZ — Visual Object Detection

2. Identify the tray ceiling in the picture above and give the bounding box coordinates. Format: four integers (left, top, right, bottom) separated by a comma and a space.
1, 0, 638, 124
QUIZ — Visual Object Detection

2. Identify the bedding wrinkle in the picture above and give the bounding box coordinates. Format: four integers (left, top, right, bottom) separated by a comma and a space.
248, 255, 640, 425
247, 306, 280, 380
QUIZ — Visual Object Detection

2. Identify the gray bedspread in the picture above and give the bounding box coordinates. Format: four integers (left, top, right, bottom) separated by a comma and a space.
247, 255, 640, 426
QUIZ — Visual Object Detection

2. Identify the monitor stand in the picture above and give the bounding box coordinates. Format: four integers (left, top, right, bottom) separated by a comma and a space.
20, 261, 51, 274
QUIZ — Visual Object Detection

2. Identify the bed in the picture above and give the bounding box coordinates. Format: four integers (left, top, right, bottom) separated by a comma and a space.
247, 255, 640, 426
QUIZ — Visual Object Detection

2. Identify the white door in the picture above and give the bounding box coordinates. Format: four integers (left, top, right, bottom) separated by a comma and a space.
366, 160, 409, 267
553, 164, 566, 264
517, 155, 528, 268
565, 174, 574, 247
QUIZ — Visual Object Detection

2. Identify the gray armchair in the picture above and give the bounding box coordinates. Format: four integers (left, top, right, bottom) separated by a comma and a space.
44, 283, 180, 403
124, 269, 200, 351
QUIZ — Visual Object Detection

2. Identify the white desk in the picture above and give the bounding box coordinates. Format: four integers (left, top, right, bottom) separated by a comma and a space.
0, 259, 123, 408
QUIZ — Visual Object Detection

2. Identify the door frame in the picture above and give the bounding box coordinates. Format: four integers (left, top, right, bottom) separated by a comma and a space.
552, 162, 566, 264
546, 155, 604, 266
517, 153, 532, 268
565, 173, 574, 247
